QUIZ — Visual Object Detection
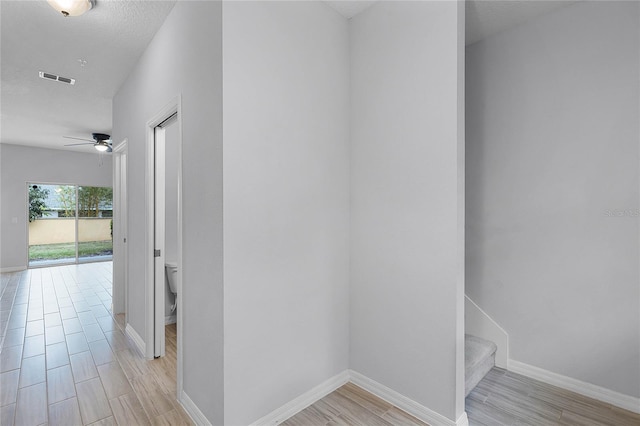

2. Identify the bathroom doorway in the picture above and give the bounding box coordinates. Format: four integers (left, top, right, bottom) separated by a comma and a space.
146, 98, 183, 399
157, 112, 179, 351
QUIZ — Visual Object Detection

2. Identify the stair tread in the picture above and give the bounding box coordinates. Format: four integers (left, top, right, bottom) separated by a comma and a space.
465, 334, 498, 397
465, 334, 497, 371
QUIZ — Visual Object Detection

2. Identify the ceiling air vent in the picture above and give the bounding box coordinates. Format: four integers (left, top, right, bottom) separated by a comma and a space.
39, 71, 75, 85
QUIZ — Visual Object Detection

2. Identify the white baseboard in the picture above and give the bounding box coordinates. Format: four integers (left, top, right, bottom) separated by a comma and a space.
0, 266, 26, 273
456, 412, 469, 426
508, 359, 640, 414
249, 369, 466, 426
165, 315, 176, 325
251, 371, 350, 426
125, 324, 146, 357
349, 370, 463, 426
180, 390, 211, 426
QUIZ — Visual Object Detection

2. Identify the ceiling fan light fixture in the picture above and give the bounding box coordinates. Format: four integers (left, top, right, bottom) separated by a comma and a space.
47, 0, 94, 17
94, 141, 109, 152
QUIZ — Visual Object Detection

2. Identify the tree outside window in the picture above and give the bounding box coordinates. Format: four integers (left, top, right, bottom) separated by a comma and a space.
78, 186, 113, 217
55, 186, 76, 217
28, 185, 50, 222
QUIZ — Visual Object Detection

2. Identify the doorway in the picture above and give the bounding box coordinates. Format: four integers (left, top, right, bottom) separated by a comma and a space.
145, 98, 183, 399
153, 111, 179, 358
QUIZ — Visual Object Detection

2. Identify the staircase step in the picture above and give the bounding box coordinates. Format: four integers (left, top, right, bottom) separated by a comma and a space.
465, 334, 497, 397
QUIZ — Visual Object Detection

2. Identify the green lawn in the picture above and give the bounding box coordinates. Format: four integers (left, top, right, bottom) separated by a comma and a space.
29, 240, 113, 261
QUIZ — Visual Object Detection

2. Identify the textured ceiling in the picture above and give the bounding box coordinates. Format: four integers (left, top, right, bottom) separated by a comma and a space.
0, 0, 176, 152
2, 0, 577, 153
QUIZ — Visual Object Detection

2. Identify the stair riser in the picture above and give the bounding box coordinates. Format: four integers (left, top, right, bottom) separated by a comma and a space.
466, 353, 495, 397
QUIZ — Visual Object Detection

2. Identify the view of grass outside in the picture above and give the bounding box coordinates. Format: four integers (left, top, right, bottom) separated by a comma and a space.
28, 183, 113, 265
29, 240, 113, 261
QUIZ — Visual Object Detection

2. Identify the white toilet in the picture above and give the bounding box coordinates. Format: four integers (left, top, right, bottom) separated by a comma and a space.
165, 261, 178, 313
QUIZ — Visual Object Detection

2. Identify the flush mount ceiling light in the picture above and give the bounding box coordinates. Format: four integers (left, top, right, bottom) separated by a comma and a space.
47, 0, 94, 17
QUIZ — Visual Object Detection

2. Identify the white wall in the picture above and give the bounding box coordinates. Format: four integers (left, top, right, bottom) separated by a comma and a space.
0, 144, 112, 270
112, 1, 224, 422
222, 1, 350, 424
350, 1, 465, 422
466, 1, 640, 398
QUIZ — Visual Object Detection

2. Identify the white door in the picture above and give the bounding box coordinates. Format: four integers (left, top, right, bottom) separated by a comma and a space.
154, 125, 166, 357
113, 141, 128, 316
153, 113, 178, 358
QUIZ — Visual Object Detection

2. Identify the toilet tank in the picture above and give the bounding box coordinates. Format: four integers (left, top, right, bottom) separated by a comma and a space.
165, 261, 178, 294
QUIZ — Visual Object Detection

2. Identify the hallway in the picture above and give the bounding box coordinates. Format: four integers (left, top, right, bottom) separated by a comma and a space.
0, 262, 191, 425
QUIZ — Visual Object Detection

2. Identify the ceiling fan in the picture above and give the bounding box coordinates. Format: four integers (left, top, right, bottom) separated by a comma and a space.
64, 133, 112, 152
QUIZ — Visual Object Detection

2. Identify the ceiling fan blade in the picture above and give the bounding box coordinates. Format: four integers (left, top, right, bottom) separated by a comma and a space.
107, 146, 113, 153
63, 136, 94, 142
64, 142, 95, 146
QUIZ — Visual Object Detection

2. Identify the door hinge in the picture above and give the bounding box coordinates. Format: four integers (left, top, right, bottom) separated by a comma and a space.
154, 249, 161, 257
124, 238, 127, 243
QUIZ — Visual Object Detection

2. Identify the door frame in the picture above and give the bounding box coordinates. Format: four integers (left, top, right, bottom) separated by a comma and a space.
145, 96, 183, 398
112, 140, 128, 318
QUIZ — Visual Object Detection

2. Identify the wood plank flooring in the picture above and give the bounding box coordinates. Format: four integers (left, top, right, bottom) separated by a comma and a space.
0, 263, 191, 426
282, 382, 428, 426
3, 264, 640, 425
284, 370, 640, 426
466, 367, 640, 426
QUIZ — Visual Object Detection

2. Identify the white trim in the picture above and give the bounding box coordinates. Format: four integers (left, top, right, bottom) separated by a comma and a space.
508, 359, 640, 414
465, 296, 509, 337
246, 370, 466, 426
125, 323, 146, 357
145, 117, 155, 360
465, 294, 509, 368
24, 182, 29, 267
455, 1, 467, 418
112, 139, 128, 318
165, 315, 176, 325
456, 412, 469, 426
179, 391, 211, 426
0, 266, 26, 273
74, 186, 79, 260
349, 370, 461, 426
251, 371, 350, 426
175, 99, 184, 401
154, 124, 166, 358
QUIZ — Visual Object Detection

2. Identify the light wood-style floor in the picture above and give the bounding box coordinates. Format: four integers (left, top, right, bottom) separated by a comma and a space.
282, 382, 428, 426
3, 264, 640, 426
466, 367, 640, 426
0, 262, 191, 426
283, 370, 640, 426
